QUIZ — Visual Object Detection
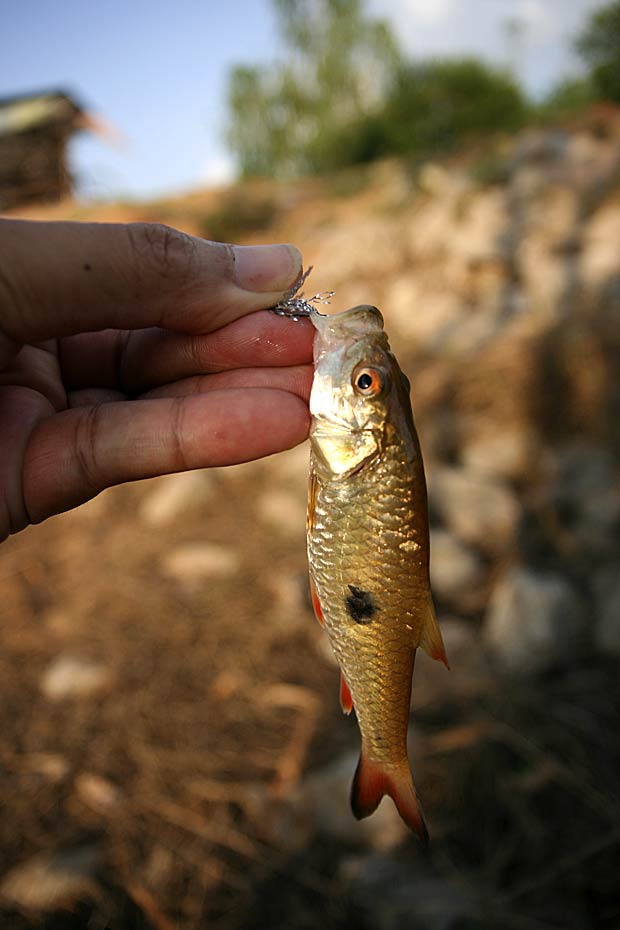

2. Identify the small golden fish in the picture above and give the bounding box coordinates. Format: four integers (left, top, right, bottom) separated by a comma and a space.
306, 305, 448, 844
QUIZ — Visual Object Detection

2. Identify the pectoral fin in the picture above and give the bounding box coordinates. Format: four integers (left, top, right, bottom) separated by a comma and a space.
339, 673, 353, 715
307, 470, 319, 534
309, 577, 324, 626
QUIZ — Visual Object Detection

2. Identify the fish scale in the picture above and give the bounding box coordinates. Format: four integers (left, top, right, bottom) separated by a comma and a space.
305, 304, 448, 843
310, 452, 428, 758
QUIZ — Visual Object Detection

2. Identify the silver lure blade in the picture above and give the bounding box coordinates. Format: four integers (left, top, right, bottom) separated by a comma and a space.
273, 266, 334, 319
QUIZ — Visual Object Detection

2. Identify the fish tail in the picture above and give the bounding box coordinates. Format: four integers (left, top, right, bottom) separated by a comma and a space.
350, 751, 429, 846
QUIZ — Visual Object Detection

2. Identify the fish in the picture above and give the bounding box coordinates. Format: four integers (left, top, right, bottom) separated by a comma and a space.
304, 304, 448, 845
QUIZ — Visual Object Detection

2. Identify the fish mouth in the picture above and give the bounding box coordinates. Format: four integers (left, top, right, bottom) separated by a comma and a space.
311, 304, 384, 337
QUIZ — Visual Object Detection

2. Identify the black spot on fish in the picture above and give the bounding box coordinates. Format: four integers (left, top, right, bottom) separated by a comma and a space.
346, 585, 378, 624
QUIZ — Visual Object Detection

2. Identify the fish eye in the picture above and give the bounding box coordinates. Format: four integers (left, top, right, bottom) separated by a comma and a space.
353, 367, 384, 397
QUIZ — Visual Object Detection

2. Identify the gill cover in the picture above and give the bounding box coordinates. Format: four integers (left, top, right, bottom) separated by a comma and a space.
309, 306, 391, 480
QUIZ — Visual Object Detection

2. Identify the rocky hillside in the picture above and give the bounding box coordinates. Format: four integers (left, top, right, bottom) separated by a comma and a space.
2, 108, 620, 930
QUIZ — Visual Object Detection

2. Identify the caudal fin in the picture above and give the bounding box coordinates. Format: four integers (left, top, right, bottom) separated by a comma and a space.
350, 752, 429, 846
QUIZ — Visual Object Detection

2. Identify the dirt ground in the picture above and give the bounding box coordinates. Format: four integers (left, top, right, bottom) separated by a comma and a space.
2, 464, 619, 930
2, 132, 620, 928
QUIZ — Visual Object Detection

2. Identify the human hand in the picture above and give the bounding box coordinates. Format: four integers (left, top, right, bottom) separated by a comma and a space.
0, 219, 314, 540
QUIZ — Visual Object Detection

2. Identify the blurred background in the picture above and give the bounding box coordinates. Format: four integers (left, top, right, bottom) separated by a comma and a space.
1, 1, 619, 928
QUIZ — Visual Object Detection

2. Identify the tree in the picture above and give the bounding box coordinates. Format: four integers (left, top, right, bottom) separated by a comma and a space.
576, 0, 620, 103
381, 59, 528, 158
542, 76, 596, 118
226, 0, 401, 177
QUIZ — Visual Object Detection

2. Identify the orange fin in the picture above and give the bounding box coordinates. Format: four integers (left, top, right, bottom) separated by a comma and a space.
350, 752, 429, 846
307, 470, 319, 534
419, 597, 450, 669
339, 673, 353, 715
309, 577, 324, 627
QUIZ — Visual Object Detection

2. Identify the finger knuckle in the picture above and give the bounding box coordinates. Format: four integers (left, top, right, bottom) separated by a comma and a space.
126, 222, 199, 286
74, 405, 103, 493
0, 257, 23, 342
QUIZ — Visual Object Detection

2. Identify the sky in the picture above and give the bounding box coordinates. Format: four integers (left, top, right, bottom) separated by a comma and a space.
0, 0, 603, 201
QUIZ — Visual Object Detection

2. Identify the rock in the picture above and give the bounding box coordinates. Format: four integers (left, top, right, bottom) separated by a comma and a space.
74, 773, 122, 810
594, 568, 620, 657
412, 617, 490, 707
582, 201, 620, 289
440, 616, 480, 657
516, 229, 571, 312
460, 426, 534, 482
344, 853, 471, 930
510, 129, 569, 168
566, 128, 619, 185
451, 187, 509, 264
288, 751, 408, 851
429, 529, 486, 610
0, 845, 103, 911
21, 753, 69, 782
549, 443, 620, 554
40, 656, 112, 701
451, 316, 543, 470
484, 567, 586, 674
406, 194, 459, 262
383, 273, 464, 349
528, 186, 579, 241
312, 217, 404, 284
510, 164, 549, 201
418, 162, 463, 198
161, 542, 240, 581
43, 608, 82, 637
139, 470, 213, 526
428, 465, 520, 554
256, 488, 307, 538
266, 572, 311, 632
209, 669, 249, 702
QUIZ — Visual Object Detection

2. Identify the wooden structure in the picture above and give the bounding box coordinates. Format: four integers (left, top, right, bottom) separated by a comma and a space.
0, 89, 85, 209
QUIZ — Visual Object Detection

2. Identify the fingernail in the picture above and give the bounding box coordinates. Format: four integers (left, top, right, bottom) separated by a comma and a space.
233, 244, 302, 293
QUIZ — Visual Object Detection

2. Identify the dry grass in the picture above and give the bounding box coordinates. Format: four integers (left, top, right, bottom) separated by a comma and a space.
2, 126, 619, 927
1, 462, 618, 929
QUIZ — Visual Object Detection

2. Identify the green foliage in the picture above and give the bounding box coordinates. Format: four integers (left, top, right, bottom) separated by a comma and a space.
325, 163, 372, 198
226, 0, 401, 178
226, 3, 532, 178
379, 59, 528, 158
576, 0, 620, 102
200, 192, 278, 243
541, 76, 597, 117
470, 149, 514, 187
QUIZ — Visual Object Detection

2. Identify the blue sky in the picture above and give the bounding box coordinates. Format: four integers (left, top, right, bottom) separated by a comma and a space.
0, 0, 602, 201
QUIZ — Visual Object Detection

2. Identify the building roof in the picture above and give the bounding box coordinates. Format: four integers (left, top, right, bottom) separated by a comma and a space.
0, 89, 84, 138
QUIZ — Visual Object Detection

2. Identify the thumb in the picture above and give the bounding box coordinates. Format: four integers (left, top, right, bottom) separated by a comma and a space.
0, 219, 302, 343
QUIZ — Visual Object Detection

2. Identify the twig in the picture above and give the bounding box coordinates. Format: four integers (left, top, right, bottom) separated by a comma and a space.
137, 795, 261, 860
495, 826, 620, 904
125, 884, 178, 930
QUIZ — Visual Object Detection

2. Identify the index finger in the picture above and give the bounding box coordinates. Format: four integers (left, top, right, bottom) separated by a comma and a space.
0, 219, 302, 344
